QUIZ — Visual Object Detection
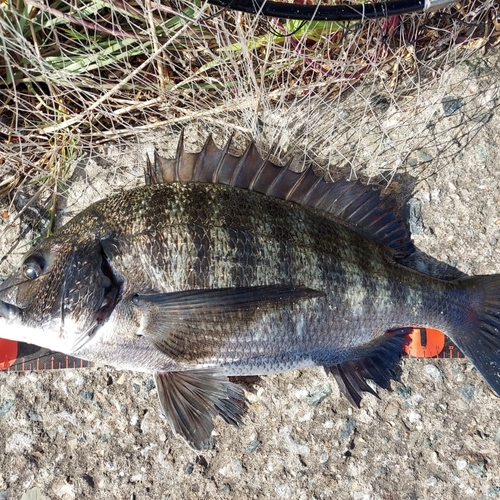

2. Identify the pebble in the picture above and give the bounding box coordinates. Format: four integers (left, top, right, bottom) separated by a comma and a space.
468, 459, 487, 479
307, 384, 332, 407
275, 484, 292, 498
441, 96, 464, 115
219, 460, 245, 478
0, 400, 14, 417
494, 429, 500, 443
459, 385, 475, 401
425, 364, 443, 382
396, 386, 412, 399
51, 480, 75, 500
244, 440, 261, 454
79, 391, 94, 401
28, 411, 42, 422
280, 427, 310, 455
339, 418, 356, 440
488, 486, 500, 497
406, 198, 424, 235
407, 411, 421, 424
20, 488, 45, 500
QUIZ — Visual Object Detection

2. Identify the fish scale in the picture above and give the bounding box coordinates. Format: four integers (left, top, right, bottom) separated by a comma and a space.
27, 182, 458, 366
0, 136, 499, 451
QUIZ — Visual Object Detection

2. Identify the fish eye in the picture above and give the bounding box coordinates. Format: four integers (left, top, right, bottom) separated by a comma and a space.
22, 253, 46, 280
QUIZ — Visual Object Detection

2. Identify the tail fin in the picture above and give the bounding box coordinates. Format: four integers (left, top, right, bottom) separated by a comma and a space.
452, 275, 500, 394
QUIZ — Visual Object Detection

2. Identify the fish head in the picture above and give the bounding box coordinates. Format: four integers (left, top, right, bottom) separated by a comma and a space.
0, 232, 121, 354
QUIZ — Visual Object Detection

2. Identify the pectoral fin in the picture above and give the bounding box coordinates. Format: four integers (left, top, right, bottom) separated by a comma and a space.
134, 285, 323, 362
155, 369, 247, 451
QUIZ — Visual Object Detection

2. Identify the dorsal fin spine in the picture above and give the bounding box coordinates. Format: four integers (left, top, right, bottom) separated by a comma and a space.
300, 175, 324, 206
192, 135, 213, 181
265, 159, 290, 197
285, 166, 313, 201
174, 130, 185, 182
212, 135, 234, 184
320, 183, 352, 212
230, 141, 254, 187
248, 147, 270, 191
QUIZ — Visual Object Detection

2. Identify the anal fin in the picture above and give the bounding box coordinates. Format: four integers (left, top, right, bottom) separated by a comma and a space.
325, 327, 412, 407
155, 369, 247, 451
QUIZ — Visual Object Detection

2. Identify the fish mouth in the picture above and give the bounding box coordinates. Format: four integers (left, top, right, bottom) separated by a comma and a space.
92, 246, 123, 328
69, 247, 123, 353
0, 300, 21, 321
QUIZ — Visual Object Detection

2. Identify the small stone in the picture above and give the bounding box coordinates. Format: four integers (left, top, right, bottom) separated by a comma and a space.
79, 391, 94, 401
184, 463, 194, 475
21, 488, 46, 500
405, 198, 424, 235
339, 418, 356, 440
294, 389, 308, 399
441, 96, 464, 115
56, 411, 78, 426
244, 440, 261, 454
459, 385, 475, 401
494, 429, 500, 443
488, 486, 500, 496
409, 431, 421, 447
307, 384, 332, 407
143, 378, 156, 392
370, 95, 390, 114
6, 432, 33, 453
275, 484, 291, 498
28, 411, 42, 422
353, 493, 371, 500
468, 460, 487, 479
219, 460, 245, 478
420, 190, 431, 203
280, 427, 310, 455
396, 386, 412, 399
221, 484, 232, 494
425, 364, 443, 382
51, 480, 75, 500
425, 476, 438, 487
417, 151, 433, 163
407, 411, 421, 424
0, 400, 14, 417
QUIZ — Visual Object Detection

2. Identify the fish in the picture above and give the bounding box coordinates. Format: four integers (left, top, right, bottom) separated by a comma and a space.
0, 134, 499, 450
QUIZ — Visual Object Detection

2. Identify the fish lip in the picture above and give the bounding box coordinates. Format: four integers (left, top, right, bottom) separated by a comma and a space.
0, 300, 21, 321
92, 246, 123, 327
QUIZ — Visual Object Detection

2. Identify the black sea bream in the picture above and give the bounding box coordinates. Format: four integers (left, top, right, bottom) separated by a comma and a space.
1, 135, 499, 450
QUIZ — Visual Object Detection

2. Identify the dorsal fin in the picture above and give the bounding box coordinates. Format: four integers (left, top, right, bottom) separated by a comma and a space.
147, 135, 414, 258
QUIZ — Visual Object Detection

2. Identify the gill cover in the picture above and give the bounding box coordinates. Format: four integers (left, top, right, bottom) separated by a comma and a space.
0, 233, 120, 352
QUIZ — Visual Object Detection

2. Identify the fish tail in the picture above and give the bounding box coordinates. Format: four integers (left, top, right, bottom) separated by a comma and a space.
450, 274, 500, 394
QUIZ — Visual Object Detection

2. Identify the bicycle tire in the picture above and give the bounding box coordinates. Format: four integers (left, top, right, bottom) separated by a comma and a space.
206, 0, 456, 21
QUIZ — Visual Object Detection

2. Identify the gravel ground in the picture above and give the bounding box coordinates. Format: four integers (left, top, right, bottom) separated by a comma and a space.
1, 49, 500, 500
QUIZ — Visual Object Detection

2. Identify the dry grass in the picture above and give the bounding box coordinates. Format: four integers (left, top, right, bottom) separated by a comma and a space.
0, 0, 499, 240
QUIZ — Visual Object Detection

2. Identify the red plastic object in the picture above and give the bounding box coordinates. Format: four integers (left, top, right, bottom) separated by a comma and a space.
0, 339, 18, 370
404, 328, 446, 358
